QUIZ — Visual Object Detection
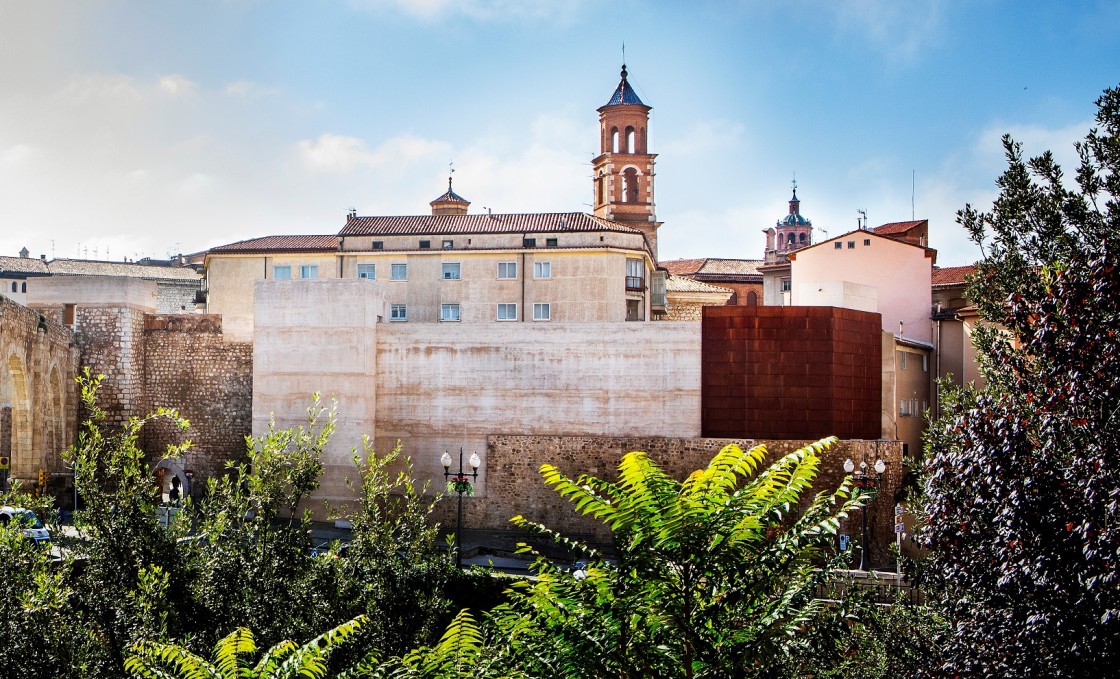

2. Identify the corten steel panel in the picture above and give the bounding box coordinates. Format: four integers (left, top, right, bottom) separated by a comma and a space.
701, 305, 882, 440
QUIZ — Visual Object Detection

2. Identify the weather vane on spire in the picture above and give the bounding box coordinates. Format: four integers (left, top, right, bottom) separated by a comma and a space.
448, 159, 455, 190
622, 42, 626, 65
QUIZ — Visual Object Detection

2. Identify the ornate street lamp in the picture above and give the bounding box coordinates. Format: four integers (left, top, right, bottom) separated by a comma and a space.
441, 448, 481, 568
844, 456, 887, 571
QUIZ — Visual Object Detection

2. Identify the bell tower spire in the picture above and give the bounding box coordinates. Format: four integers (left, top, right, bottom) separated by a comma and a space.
592, 64, 660, 257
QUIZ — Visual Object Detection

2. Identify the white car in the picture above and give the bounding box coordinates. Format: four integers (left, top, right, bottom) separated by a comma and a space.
0, 506, 51, 546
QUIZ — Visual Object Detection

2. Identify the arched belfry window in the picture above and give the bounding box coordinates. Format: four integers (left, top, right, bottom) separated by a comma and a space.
799, 232, 807, 244
788, 233, 796, 246
623, 167, 639, 203
611, 128, 620, 153
626, 126, 636, 154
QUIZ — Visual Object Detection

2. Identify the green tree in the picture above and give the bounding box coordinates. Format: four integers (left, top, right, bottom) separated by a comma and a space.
922, 84, 1120, 676
488, 438, 862, 678
125, 615, 367, 679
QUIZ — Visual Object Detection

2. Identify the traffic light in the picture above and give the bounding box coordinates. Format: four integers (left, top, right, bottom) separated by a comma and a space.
37, 468, 47, 496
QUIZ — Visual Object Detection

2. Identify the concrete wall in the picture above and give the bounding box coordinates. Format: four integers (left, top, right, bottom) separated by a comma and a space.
28, 275, 159, 312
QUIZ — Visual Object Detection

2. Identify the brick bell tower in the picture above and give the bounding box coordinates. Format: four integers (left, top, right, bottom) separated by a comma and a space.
592, 64, 661, 257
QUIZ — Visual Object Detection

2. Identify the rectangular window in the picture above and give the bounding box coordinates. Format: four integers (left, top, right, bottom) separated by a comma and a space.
440, 303, 460, 322
442, 263, 461, 280
390, 304, 407, 321
442, 240, 454, 249
626, 258, 644, 290
900, 352, 908, 370
357, 264, 376, 279
497, 303, 517, 321
864, 239, 871, 246
523, 237, 537, 247
533, 302, 551, 321
900, 399, 910, 417
300, 265, 318, 279
834, 242, 843, 249
847, 241, 855, 249
780, 279, 792, 292
922, 354, 929, 372
419, 240, 431, 249
372, 241, 384, 250
546, 237, 558, 247
534, 261, 551, 279
497, 261, 517, 279
273, 266, 292, 279
391, 263, 407, 280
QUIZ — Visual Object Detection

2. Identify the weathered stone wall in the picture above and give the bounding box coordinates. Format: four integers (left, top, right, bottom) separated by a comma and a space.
155, 280, 201, 315
0, 295, 80, 484
661, 299, 705, 321
439, 434, 903, 565
140, 314, 253, 480
72, 306, 148, 427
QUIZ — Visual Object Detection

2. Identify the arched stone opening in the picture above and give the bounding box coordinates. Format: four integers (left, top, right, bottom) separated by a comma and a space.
2, 354, 32, 480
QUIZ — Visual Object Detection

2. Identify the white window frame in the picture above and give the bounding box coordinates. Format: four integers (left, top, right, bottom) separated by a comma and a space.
272, 265, 292, 280
440, 303, 461, 322
497, 261, 517, 279
442, 263, 461, 280
533, 302, 551, 321
533, 261, 551, 279
496, 303, 517, 321
391, 263, 408, 280
357, 264, 376, 280
300, 265, 318, 279
390, 304, 407, 322
900, 352, 908, 370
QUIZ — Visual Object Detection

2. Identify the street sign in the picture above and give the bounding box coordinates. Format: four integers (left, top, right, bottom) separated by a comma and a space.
895, 503, 904, 516
895, 514, 905, 533
839, 533, 851, 551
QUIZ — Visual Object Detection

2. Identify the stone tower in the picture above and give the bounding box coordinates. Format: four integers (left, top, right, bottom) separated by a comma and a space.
592, 65, 661, 257
763, 184, 813, 264
430, 177, 470, 216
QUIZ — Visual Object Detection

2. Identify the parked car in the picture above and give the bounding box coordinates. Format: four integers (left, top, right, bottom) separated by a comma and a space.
0, 506, 51, 546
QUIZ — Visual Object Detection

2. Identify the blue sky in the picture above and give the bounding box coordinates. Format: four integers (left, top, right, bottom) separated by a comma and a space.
1, 1, 1117, 267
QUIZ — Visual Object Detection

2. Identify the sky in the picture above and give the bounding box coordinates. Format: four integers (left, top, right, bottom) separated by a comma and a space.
1, 1, 1117, 268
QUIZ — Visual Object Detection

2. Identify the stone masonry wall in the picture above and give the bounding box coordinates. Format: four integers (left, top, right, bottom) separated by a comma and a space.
73, 306, 148, 427
441, 434, 903, 566
140, 314, 253, 480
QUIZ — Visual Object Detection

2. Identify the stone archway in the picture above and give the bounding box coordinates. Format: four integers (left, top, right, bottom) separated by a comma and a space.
3, 353, 33, 481
153, 457, 192, 503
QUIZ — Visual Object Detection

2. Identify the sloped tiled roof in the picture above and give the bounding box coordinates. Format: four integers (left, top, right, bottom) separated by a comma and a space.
207, 235, 339, 254
603, 65, 646, 107
0, 256, 50, 275
430, 188, 469, 204
339, 212, 642, 237
47, 259, 202, 281
873, 220, 926, 235
932, 264, 977, 287
661, 258, 764, 280
665, 274, 732, 294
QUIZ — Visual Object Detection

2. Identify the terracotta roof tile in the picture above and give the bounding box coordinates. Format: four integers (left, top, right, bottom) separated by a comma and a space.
47, 259, 202, 281
666, 274, 733, 294
932, 264, 977, 287
208, 235, 339, 253
873, 220, 926, 235
661, 259, 706, 275
0, 256, 50, 275
660, 258, 764, 278
338, 212, 642, 237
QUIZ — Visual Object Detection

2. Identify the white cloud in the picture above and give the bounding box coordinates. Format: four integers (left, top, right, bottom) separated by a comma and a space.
0, 144, 35, 169
825, 0, 948, 63
297, 133, 451, 174
345, 0, 581, 22
158, 75, 198, 98
225, 80, 281, 98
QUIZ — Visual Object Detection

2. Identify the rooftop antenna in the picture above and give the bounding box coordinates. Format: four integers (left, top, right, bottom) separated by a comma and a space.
857, 208, 868, 231
622, 42, 626, 66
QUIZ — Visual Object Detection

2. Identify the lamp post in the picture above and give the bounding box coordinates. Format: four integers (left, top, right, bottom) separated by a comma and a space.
844, 455, 887, 571
441, 448, 481, 569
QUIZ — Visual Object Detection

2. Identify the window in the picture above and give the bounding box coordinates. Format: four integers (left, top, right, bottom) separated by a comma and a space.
21, 282, 26, 293
391, 263, 407, 280
10, 282, 16, 292
780, 279, 792, 292
900, 352, 908, 369
834, 242, 843, 249
626, 258, 644, 290
922, 354, 929, 372
442, 263, 461, 280
847, 241, 855, 249
419, 240, 431, 249
497, 262, 517, 279
523, 237, 537, 247
357, 264, 376, 279
442, 240, 454, 249
900, 399, 911, 417
623, 167, 638, 203
372, 241, 384, 250
533, 303, 551, 321
864, 239, 871, 246
440, 303, 460, 322
300, 265, 318, 279
497, 303, 517, 320
534, 261, 551, 279
273, 266, 292, 279
626, 126, 636, 153
611, 127, 619, 153
546, 237, 558, 247
390, 304, 407, 321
